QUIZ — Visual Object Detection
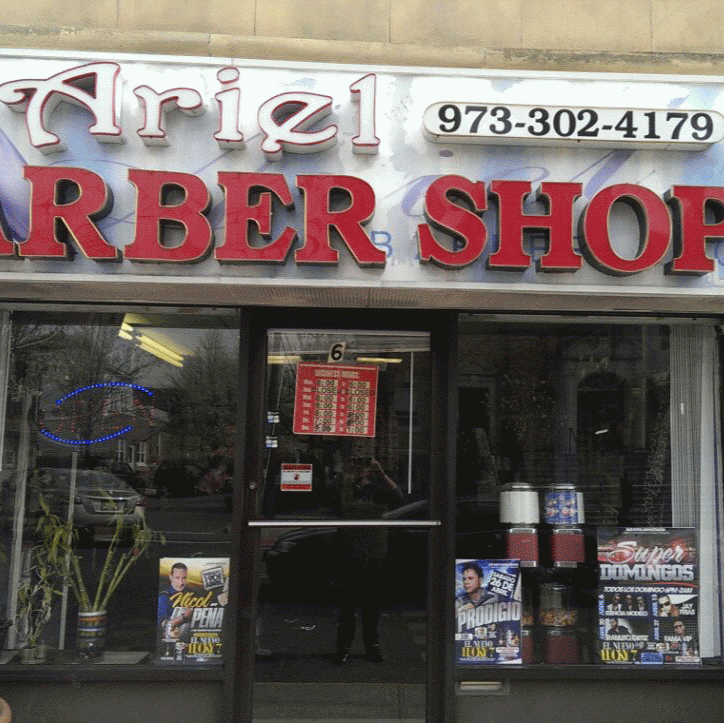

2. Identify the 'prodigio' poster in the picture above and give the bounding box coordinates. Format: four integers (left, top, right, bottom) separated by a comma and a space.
597, 528, 699, 664
455, 559, 522, 665
157, 557, 229, 664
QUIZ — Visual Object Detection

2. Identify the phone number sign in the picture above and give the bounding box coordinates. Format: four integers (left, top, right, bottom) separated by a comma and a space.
293, 363, 378, 437
423, 102, 724, 150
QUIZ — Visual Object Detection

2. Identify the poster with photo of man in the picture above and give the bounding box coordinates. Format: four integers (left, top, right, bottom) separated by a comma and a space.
597, 528, 699, 664
455, 559, 522, 665
156, 557, 230, 664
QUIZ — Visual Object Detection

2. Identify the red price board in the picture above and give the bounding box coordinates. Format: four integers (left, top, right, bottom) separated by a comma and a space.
293, 363, 378, 437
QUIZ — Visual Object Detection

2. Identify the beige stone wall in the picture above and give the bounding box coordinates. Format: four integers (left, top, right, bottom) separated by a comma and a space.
0, 0, 723, 73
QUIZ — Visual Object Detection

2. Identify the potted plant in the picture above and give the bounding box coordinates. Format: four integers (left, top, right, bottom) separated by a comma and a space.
43, 506, 159, 659
14, 498, 67, 663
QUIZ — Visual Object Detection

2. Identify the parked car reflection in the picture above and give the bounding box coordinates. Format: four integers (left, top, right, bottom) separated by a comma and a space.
142, 461, 232, 544
2, 467, 145, 540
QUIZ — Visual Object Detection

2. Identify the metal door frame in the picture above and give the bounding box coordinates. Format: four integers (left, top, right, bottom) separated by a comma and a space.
224, 307, 458, 723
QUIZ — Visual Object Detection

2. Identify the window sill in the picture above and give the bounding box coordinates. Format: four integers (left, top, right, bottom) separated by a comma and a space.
456, 662, 724, 682
0, 650, 225, 682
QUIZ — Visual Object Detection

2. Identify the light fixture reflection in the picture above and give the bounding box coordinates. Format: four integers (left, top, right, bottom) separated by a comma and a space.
267, 355, 302, 364
356, 356, 403, 364
118, 314, 187, 367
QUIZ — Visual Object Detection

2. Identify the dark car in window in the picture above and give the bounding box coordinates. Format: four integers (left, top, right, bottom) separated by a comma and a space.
262, 496, 501, 595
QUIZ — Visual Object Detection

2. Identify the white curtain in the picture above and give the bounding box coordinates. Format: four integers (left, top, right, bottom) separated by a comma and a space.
670, 324, 722, 658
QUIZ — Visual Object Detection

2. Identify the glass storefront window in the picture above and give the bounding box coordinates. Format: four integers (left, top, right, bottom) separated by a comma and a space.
455, 317, 722, 667
0, 308, 238, 665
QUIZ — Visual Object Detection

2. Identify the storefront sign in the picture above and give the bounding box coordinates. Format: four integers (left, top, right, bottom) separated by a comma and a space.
293, 362, 378, 437
1, 52, 724, 301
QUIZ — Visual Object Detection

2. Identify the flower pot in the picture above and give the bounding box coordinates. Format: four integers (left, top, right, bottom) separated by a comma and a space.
18, 644, 46, 664
77, 610, 107, 659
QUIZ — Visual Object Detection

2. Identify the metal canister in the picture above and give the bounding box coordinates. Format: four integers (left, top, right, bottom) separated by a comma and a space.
521, 626, 534, 664
500, 482, 540, 525
506, 526, 539, 567
544, 483, 586, 566
544, 627, 579, 664
550, 526, 586, 566
501, 483, 540, 566
543, 483, 584, 526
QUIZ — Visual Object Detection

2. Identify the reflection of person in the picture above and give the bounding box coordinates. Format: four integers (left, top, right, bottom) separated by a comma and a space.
158, 562, 192, 637
333, 457, 403, 664
456, 562, 497, 611
607, 618, 631, 636
657, 595, 680, 617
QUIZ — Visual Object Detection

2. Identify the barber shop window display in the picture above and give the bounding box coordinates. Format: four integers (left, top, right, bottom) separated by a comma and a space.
0, 308, 238, 664
455, 317, 721, 667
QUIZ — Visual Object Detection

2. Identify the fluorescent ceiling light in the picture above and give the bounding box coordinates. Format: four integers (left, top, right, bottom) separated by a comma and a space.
118, 314, 188, 367
267, 355, 302, 364
137, 334, 184, 363
356, 356, 403, 364
138, 342, 183, 367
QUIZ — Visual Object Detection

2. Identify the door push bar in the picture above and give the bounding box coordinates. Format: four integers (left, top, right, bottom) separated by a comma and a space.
248, 520, 441, 527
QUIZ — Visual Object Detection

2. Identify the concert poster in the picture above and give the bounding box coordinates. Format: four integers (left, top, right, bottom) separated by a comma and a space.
455, 559, 522, 665
156, 557, 230, 664
597, 528, 699, 665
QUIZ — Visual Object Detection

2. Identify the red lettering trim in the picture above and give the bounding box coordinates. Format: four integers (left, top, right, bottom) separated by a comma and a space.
488, 180, 582, 271
216, 172, 296, 262
124, 170, 212, 262
295, 175, 383, 265
417, 175, 486, 268
581, 184, 671, 276
666, 185, 720, 275
21, 166, 115, 259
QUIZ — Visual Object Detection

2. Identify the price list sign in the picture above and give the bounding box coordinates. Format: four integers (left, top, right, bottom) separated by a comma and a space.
293, 363, 378, 437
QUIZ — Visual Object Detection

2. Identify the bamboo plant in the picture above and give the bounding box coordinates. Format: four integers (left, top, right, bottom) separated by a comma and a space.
43, 504, 159, 613
14, 498, 67, 650
68, 517, 156, 613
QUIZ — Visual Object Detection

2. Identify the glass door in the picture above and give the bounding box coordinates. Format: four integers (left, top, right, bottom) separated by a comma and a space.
248, 327, 437, 721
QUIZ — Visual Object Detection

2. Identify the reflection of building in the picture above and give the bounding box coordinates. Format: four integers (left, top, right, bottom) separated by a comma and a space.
3, 380, 166, 474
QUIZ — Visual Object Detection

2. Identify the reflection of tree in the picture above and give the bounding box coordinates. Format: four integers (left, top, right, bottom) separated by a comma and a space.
163, 330, 237, 462
11, 322, 151, 460
28, 325, 150, 459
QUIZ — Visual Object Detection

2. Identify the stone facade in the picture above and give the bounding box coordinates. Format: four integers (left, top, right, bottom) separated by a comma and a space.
0, 1, 723, 73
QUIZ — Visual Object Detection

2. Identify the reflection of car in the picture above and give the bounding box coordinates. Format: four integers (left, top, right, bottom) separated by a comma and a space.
263, 497, 501, 594
141, 460, 233, 543
2, 468, 145, 537
90, 460, 147, 493
152, 461, 208, 498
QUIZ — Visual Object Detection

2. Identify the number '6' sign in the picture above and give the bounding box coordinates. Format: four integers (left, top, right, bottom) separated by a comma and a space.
328, 342, 346, 363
